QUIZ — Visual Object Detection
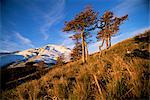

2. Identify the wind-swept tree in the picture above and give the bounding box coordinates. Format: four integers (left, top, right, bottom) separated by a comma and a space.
63, 6, 98, 63
97, 11, 128, 50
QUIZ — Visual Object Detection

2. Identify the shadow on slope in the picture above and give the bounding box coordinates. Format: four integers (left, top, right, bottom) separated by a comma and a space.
1, 61, 50, 91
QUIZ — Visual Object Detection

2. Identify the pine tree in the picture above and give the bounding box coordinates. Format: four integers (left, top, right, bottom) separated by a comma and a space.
63, 6, 98, 63
97, 11, 128, 50
71, 43, 82, 61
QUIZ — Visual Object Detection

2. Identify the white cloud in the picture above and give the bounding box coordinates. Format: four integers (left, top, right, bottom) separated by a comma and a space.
0, 40, 20, 52
18, 0, 66, 41
111, 0, 146, 16
0, 32, 35, 52
60, 32, 74, 49
41, 32, 49, 40
15, 32, 35, 48
39, 0, 65, 40
61, 38, 74, 49
40, 15, 64, 40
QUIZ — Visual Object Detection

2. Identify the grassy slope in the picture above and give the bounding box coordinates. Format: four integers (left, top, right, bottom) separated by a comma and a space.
1, 30, 150, 100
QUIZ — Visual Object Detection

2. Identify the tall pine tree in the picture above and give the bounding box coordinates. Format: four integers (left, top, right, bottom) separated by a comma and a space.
63, 6, 98, 63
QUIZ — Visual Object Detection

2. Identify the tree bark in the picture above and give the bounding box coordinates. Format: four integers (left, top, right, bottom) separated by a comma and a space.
81, 31, 86, 63
109, 36, 111, 48
99, 38, 105, 57
85, 42, 88, 61
106, 37, 109, 49
99, 38, 105, 52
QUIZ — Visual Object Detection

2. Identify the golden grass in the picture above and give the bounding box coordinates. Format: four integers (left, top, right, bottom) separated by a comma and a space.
1, 30, 150, 100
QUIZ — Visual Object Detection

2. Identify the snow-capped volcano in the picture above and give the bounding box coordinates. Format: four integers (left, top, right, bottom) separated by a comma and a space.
0, 44, 71, 67
17, 44, 71, 64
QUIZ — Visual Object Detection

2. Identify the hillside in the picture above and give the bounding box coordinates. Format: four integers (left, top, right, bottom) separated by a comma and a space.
1, 30, 150, 100
0, 44, 71, 91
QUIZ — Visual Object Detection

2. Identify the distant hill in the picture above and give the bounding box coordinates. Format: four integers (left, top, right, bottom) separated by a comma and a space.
18, 44, 71, 63
0, 44, 71, 68
1, 30, 150, 99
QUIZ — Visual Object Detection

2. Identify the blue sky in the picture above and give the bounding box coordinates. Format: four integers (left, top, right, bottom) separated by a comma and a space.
1, 0, 149, 53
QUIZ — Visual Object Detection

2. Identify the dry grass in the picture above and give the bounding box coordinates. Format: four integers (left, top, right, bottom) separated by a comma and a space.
1, 30, 150, 100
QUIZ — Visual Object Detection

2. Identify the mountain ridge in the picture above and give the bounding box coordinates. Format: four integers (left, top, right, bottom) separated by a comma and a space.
0, 44, 71, 67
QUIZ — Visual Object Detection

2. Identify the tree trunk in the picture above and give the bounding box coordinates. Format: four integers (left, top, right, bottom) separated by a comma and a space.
85, 42, 88, 61
99, 38, 105, 52
109, 36, 111, 48
99, 38, 105, 57
81, 31, 86, 63
106, 37, 109, 49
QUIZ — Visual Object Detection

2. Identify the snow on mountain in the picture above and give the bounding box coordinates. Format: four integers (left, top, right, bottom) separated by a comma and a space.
17, 44, 71, 64
17, 48, 38, 58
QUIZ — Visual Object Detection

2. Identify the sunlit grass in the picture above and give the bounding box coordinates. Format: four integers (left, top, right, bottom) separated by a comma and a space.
1, 30, 149, 100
